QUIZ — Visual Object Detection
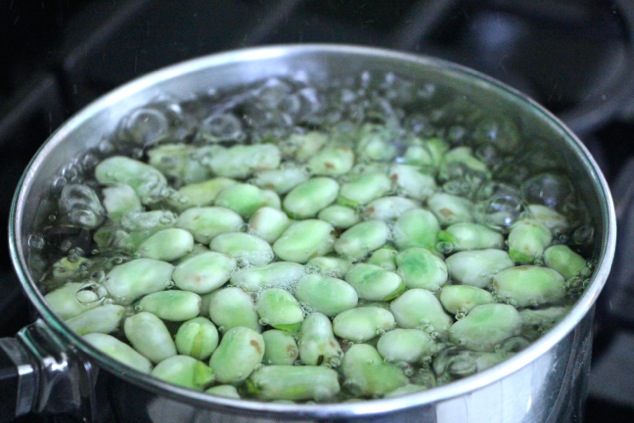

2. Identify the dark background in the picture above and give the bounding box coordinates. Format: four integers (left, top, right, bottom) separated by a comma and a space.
2, 1, 634, 421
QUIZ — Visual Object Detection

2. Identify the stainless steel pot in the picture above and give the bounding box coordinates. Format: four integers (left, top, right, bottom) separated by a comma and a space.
0, 45, 616, 423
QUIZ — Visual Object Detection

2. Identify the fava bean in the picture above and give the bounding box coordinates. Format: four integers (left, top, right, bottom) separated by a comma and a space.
526, 204, 569, 233
427, 192, 474, 226
438, 222, 504, 252
215, 183, 277, 219
45, 282, 101, 319
147, 144, 210, 185
208, 287, 261, 333
169, 177, 237, 211
341, 344, 407, 397
439, 285, 494, 315
493, 266, 566, 307
256, 288, 304, 331
124, 311, 177, 363
298, 312, 343, 367
231, 261, 304, 292
84, 333, 152, 374
389, 164, 437, 201
152, 355, 214, 390
338, 172, 392, 206
287, 131, 328, 163
176, 207, 243, 244
251, 166, 309, 194
137, 228, 194, 261
317, 205, 360, 229
206, 144, 281, 179
356, 124, 399, 162
210, 232, 274, 266
248, 207, 291, 243
367, 247, 398, 271
308, 146, 355, 176
392, 208, 440, 250
65, 304, 125, 335
402, 137, 448, 170
273, 220, 335, 263
139, 290, 201, 322
396, 247, 448, 291
209, 327, 265, 384
121, 210, 176, 232
173, 251, 236, 294
335, 220, 389, 261
333, 306, 396, 342
363, 196, 419, 221
246, 365, 340, 401
445, 249, 514, 288
175, 317, 219, 360
262, 329, 299, 365
449, 304, 521, 352
95, 156, 168, 204
104, 258, 174, 304
205, 385, 240, 399
102, 184, 142, 222
543, 245, 590, 279
295, 274, 358, 316
377, 328, 438, 363
507, 219, 552, 264
283, 177, 339, 219
519, 306, 570, 340
306, 256, 351, 278
390, 289, 452, 334
344, 263, 405, 301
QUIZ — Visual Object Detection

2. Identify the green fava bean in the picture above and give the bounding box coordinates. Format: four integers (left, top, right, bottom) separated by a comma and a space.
295, 274, 358, 317
95, 156, 168, 204
104, 258, 174, 305
544, 245, 590, 279
449, 304, 521, 352
210, 232, 274, 266
215, 183, 278, 219
252, 166, 309, 194
520, 306, 570, 340
493, 265, 566, 307
389, 164, 437, 201
65, 304, 125, 336
209, 326, 265, 384
298, 312, 343, 367
147, 144, 210, 185
334, 220, 389, 261
152, 355, 214, 390
121, 210, 176, 232
356, 124, 399, 162
338, 172, 392, 206
446, 249, 514, 288
176, 206, 243, 244
248, 207, 291, 243
342, 344, 407, 397
256, 288, 304, 332
526, 204, 569, 233
377, 328, 438, 363
273, 220, 335, 263
364, 196, 419, 221
169, 177, 237, 211
139, 290, 201, 321
427, 192, 474, 226
262, 329, 299, 365
102, 184, 142, 222
392, 208, 441, 250
205, 385, 241, 399
50, 256, 91, 283
285, 131, 328, 162
306, 256, 351, 278
230, 262, 305, 292
396, 247, 448, 291
84, 333, 152, 374
508, 220, 552, 264
439, 285, 494, 315
308, 145, 355, 176
124, 311, 177, 363
439, 147, 490, 180
137, 228, 194, 261
403, 137, 448, 170
333, 306, 396, 342
317, 205, 360, 229
385, 384, 429, 398
175, 317, 219, 360
438, 222, 504, 253
247, 365, 340, 401
206, 144, 281, 178
283, 177, 339, 219
367, 247, 398, 271
390, 289, 453, 333
208, 287, 261, 333
344, 264, 405, 301
173, 251, 236, 294
45, 282, 101, 319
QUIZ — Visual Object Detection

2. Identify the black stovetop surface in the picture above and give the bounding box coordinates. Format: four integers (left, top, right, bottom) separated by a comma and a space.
2, 1, 634, 421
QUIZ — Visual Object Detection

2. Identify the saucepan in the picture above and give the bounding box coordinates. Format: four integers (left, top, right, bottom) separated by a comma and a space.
0, 45, 616, 422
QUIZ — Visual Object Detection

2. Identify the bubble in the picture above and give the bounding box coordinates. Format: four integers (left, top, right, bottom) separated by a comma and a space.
59, 184, 105, 229
196, 113, 245, 144
521, 172, 573, 210
121, 107, 170, 148
28, 234, 45, 250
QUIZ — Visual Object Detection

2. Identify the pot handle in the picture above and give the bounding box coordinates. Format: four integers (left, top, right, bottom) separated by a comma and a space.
0, 319, 97, 422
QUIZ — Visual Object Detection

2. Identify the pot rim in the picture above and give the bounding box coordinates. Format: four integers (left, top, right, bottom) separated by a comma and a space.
9, 44, 617, 418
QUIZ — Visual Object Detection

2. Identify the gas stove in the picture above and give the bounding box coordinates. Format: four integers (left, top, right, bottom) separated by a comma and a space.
1, 1, 634, 421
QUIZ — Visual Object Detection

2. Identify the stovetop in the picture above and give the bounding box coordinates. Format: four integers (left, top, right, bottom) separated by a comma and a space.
2, 1, 634, 421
